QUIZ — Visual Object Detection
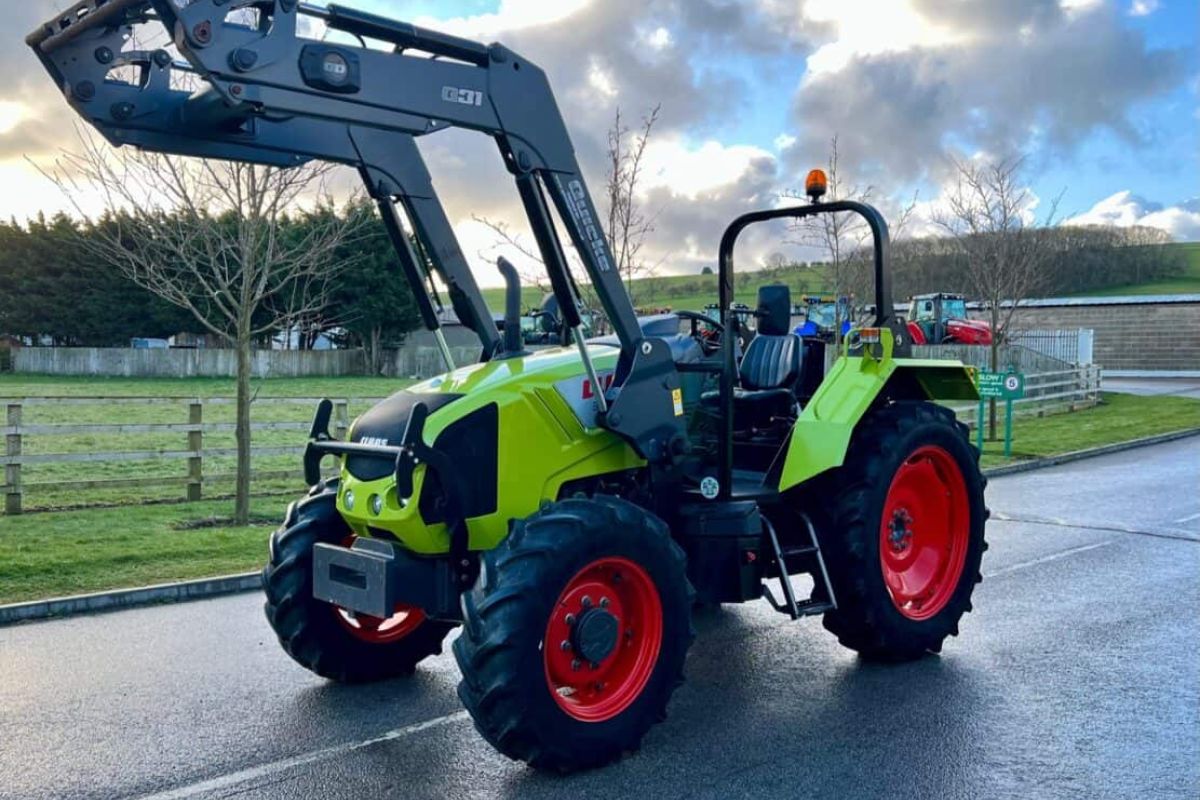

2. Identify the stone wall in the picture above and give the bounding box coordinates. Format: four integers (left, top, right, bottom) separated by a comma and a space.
966, 295, 1200, 374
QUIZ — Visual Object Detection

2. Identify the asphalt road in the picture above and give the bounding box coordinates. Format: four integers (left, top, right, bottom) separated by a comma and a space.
2, 439, 1198, 800
1101, 376, 1200, 399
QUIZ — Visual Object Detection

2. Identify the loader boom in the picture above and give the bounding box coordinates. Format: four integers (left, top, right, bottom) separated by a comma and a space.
29, 0, 687, 462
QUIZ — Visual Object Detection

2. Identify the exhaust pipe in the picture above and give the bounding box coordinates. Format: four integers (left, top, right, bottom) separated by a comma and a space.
496, 257, 526, 357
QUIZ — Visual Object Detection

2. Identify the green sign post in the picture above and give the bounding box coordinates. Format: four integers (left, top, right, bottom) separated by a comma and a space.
976, 370, 1026, 456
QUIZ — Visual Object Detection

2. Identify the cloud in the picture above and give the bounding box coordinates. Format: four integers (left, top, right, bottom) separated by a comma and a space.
385, 0, 817, 284
801, 0, 970, 76
640, 139, 775, 200
3, 0, 1194, 293
1129, 0, 1160, 17
1065, 191, 1200, 240
785, 0, 1188, 189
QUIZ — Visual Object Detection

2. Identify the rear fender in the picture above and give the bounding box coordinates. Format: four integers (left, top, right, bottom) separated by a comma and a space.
777, 356, 977, 491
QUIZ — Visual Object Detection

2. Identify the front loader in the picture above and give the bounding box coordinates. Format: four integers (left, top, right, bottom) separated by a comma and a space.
30, 0, 988, 773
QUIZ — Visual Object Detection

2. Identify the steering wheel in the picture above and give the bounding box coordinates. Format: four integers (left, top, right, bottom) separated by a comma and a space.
675, 310, 725, 356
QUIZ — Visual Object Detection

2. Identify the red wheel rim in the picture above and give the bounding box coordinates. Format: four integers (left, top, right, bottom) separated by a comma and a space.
879, 445, 970, 621
543, 557, 663, 722
332, 536, 426, 644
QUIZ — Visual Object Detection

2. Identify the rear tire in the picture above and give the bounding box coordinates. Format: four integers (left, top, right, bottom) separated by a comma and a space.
454, 496, 694, 772
819, 401, 988, 661
262, 487, 454, 683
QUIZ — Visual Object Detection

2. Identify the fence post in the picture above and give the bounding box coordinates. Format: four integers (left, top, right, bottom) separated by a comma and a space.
5, 402, 22, 515
333, 400, 349, 441
1078, 329, 1094, 366
187, 400, 203, 501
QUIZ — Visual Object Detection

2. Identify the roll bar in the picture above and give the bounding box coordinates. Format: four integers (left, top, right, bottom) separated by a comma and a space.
713, 199, 909, 497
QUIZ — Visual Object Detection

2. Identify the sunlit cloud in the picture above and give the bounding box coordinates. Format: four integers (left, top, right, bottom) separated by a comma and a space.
0, 101, 28, 135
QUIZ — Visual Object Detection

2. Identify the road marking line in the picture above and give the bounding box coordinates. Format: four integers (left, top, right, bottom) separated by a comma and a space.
984, 541, 1114, 579
990, 512, 1199, 543
129, 710, 469, 800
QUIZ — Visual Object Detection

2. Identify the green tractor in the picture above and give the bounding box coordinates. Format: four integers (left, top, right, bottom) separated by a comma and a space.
30, 0, 987, 772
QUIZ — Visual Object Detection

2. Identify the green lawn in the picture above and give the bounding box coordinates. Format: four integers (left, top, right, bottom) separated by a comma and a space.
0, 499, 279, 604
976, 391, 1200, 467
2, 389, 1197, 605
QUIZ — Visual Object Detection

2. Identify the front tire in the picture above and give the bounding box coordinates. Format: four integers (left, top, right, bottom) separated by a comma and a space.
819, 401, 988, 661
262, 487, 454, 683
454, 496, 694, 772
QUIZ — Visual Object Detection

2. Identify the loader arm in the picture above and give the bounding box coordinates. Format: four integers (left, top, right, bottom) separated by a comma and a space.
27, 7, 501, 360
28, 0, 686, 463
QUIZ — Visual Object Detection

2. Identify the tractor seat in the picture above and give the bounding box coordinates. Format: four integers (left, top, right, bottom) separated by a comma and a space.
702, 285, 802, 424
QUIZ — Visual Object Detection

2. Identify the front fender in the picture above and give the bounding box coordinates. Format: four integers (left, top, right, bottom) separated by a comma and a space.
777, 356, 977, 491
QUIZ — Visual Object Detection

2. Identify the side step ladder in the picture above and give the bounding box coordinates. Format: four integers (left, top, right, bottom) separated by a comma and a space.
762, 513, 837, 619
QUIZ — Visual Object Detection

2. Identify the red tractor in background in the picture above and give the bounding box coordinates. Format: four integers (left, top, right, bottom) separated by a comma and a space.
906, 293, 993, 345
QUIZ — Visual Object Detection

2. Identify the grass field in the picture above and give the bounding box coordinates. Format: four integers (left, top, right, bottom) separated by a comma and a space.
479, 270, 830, 313
0, 375, 412, 511
1070, 242, 1200, 297
2, 384, 1197, 604
976, 391, 1200, 467
0, 499, 278, 604
479, 242, 1200, 312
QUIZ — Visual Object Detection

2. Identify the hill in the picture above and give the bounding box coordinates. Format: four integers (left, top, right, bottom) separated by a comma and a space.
477, 242, 1198, 314
1066, 242, 1200, 297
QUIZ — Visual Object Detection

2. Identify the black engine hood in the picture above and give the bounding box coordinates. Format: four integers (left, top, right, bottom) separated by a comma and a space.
346, 390, 463, 480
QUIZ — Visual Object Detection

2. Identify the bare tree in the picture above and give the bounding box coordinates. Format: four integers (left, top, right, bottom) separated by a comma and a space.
476, 104, 662, 311
44, 131, 361, 524
932, 153, 1062, 437
788, 135, 916, 343
605, 104, 662, 304
470, 215, 551, 295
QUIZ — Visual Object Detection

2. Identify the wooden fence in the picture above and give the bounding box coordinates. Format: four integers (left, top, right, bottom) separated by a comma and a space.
1, 364, 1103, 515
949, 364, 1103, 429
0, 396, 370, 515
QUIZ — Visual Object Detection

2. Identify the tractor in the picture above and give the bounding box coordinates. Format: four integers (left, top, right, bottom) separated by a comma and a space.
793, 294, 854, 339
30, 0, 988, 773
906, 292, 993, 345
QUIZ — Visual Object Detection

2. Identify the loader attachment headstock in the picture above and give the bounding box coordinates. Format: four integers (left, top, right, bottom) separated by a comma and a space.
28, 0, 504, 361
28, 0, 687, 464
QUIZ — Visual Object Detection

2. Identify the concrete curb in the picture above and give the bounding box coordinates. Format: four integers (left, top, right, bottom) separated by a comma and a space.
3, 428, 1197, 627
0, 572, 260, 627
980, 427, 1200, 478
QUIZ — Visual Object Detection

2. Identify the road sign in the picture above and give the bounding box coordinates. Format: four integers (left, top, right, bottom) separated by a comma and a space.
977, 370, 1025, 399
976, 370, 1026, 457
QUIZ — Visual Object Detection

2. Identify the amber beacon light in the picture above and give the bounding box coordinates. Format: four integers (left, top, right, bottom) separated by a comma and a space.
805, 168, 828, 201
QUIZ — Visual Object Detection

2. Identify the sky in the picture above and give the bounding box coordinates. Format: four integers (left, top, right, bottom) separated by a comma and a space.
3, 0, 1197, 286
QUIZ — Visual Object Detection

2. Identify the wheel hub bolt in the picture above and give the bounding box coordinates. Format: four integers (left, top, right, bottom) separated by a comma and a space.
560, 640, 571, 651
599, 597, 610, 608
571, 658, 581, 671
889, 509, 914, 552
564, 613, 576, 626
581, 596, 592, 609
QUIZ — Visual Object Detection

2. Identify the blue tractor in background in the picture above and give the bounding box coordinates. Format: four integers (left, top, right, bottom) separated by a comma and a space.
794, 295, 854, 339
